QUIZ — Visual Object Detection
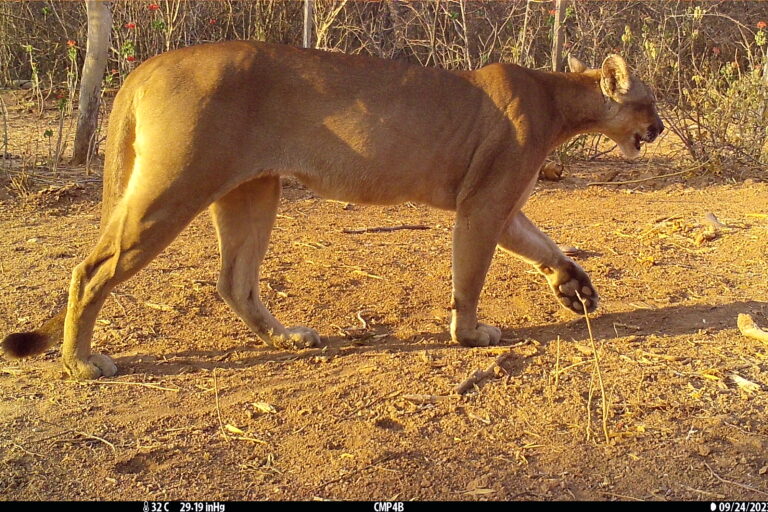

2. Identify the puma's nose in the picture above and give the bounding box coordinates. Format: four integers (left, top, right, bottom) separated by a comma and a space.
646, 120, 664, 143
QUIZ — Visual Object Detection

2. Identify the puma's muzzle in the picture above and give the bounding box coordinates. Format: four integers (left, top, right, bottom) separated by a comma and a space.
644, 118, 664, 144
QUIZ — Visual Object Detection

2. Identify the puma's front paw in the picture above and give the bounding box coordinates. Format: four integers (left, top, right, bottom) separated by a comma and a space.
453, 323, 502, 347
64, 353, 118, 380
540, 259, 599, 314
271, 326, 322, 350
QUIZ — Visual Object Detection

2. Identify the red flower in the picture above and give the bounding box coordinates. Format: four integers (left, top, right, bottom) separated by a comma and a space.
126, 56, 136, 62
148, 3, 159, 11
124, 22, 136, 29
757, 20, 767, 29
712, 46, 720, 55
209, 19, 217, 25
548, 9, 557, 16
66, 39, 76, 47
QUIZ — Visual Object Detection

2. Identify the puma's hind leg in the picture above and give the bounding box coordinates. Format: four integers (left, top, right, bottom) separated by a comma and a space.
62, 170, 221, 379
210, 176, 321, 350
498, 212, 598, 313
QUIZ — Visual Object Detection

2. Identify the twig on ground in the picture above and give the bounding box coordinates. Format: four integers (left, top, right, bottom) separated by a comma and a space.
77, 380, 180, 392
346, 390, 400, 418
40, 420, 116, 454
737, 314, 768, 344
454, 351, 514, 395
705, 462, 768, 498
315, 454, 397, 492
71, 431, 116, 453
342, 224, 429, 234
10, 441, 42, 457
587, 168, 690, 186
402, 394, 459, 404
213, 369, 230, 444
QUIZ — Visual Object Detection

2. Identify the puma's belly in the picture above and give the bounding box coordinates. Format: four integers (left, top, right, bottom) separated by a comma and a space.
293, 171, 457, 209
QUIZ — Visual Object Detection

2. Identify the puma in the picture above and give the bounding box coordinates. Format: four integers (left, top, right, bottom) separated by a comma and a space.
2, 42, 663, 379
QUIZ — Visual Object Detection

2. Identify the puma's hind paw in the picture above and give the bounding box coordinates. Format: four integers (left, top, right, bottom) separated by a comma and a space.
271, 326, 322, 350
64, 353, 118, 380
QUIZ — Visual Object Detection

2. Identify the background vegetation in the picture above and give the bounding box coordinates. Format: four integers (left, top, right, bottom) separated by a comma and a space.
1, 0, 767, 175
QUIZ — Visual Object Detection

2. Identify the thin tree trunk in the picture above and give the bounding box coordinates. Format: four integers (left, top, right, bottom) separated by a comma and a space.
551, 0, 566, 72
72, 1, 111, 166
303, 0, 314, 48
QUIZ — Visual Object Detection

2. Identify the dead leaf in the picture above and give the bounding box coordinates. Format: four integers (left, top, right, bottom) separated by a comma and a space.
252, 401, 277, 414
225, 424, 245, 435
463, 488, 496, 496
729, 373, 760, 394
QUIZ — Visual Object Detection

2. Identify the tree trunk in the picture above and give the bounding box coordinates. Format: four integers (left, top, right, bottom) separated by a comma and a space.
72, 1, 111, 166
551, 0, 567, 72
303, 0, 314, 48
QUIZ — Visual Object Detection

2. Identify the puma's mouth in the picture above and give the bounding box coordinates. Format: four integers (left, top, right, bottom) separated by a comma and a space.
617, 135, 642, 159
634, 133, 642, 151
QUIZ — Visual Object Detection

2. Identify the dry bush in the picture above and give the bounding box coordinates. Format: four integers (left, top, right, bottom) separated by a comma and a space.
1, 1, 766, 175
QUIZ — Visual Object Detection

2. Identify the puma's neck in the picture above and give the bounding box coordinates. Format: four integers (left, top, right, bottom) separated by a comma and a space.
543, 70, 607, 145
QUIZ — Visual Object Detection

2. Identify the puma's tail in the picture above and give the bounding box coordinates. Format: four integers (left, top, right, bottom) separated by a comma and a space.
2, 84, 136, 360
2, 309, 66, 359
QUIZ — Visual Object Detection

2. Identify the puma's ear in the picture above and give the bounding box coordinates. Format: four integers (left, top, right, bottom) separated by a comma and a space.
568, 55, 587, 73
600, 54, 632, 100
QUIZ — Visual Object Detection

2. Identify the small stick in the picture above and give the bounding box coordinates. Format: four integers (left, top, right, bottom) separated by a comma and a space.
11, 441, 42, 458
678, 484, 725, 500
705, 462, 768, 498
77, 380, 180, 392
454, 352, 513, 395
342, 224, 429, 234
587, 168, 689, 186
553, 335, 561, 390
315, 454, 397, 492
737, 314, 768, 344
213, 369, 230, 444
346, 390, 400, 418
230, 435, 269, 445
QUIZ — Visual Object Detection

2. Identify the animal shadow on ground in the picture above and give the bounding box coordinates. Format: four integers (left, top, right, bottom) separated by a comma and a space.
115, 300, 765, 377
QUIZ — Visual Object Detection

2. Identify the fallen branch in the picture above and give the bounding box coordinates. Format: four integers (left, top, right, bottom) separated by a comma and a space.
77, 380, 180, 392
587, 168, 689, 186
454, 352, 513, 395
342, 224, 429, 234
737, 314, 768, 344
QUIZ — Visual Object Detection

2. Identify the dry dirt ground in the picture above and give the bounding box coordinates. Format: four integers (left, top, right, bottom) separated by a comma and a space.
1, 91, 768, 501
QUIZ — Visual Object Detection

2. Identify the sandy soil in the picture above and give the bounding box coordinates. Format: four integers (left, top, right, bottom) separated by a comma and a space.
1, 90, 767, 501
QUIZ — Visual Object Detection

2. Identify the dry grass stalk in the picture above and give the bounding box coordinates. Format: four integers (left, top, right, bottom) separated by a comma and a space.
577, 291, 610, 444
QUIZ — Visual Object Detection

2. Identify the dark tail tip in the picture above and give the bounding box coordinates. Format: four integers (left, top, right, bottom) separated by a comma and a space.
1, 331, 52, 359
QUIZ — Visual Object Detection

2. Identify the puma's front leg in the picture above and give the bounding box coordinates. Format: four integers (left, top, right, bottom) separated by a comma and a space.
498, 212, 598, 313
450, 207, 505, 347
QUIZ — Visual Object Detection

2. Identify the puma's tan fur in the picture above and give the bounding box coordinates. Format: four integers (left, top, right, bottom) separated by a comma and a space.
2, 42, 663, 379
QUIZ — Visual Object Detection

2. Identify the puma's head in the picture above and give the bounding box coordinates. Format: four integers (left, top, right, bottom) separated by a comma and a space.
569, 55, 664, 159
